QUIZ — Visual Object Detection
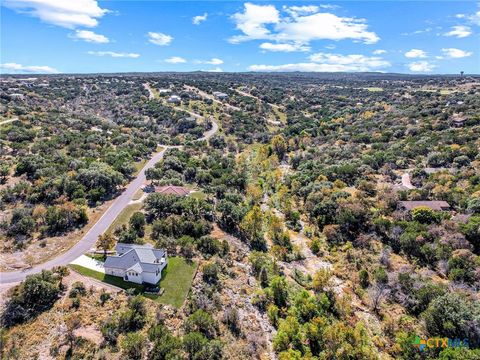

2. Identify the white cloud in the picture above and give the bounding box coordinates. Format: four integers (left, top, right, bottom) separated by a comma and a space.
193, 13, 208, 25
456, 10, 480, 26
405, 49, 427, 58
444, 25, 472, 38
408, 61, 435, 72
283, 5, 319, 17
165, 56, 187, 64
87, 51, 139, 58
196, 58, 224, 65
230, 3, 379, 47
0, 62, 58, 74
202, 67, 223, 72
249, 52, 390, 72
260, 42, 310, 52
373, 49, 387, 55
441, 48, 473, 58
71, 30, 109, 43
205, 58, 224, 65
401, 27, 432, 36
147, 32, 173, 46
230, 3, 280, 42
3, 0, 107, 28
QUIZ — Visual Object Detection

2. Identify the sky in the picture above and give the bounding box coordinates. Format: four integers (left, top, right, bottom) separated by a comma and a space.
1, 1, 479, 74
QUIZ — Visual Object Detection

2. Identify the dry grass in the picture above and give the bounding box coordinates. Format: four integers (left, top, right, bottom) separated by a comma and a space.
1, 201, 112, 271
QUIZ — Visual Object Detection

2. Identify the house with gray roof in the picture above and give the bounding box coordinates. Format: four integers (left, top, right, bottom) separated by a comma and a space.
104, 243, 167, 285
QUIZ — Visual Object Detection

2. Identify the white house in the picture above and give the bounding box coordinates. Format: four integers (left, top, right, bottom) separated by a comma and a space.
104, 243, 168, 285
167, 95, 181, 104
158, 88, 172, 95
213, 91, 228, 100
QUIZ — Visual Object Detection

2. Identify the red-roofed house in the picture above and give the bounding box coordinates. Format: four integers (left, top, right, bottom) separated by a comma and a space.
399, 201, 451, 212
154, 185, 191, 197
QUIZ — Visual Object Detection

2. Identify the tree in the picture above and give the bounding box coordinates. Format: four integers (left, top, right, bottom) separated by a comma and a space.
223, 308, 240, 336
130, 211, 146, 237
359, 269, 369, 288
148, 324, 182, 360
423, 292, 480, 346
270, 276, 289, 308
0, 163, 9, 184
202, 263, 220, 285
185, 310, 217, 339
183, 332, 208, 360
118, 296, 147, 333
96, 232, 115, 258
53, 266, 70, 289
369, 267, 389, 313
1, 271, 61, 327
312, 268, 332, 292
271, 135, 287, 159
240, 205, 266, 250
65, 315, 81, 353
411, 206, 439, 224
120, 332, 146, 360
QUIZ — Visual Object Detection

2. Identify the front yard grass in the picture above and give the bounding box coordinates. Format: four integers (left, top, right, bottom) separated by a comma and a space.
70, 256, 197, 308
145, 257, 197, 308
69, 264, 144, 293
106, 202, 143, 233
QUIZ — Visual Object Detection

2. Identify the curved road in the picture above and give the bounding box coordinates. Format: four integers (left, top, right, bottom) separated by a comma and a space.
0, 116, 218, 284
0, 117, 19, 126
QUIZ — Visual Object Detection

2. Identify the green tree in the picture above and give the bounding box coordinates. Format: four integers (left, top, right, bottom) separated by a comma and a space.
96, 232, 115, 258
130, 211, 146, 237
120, 332, 146, 360
423, 292, 480, 346
240, 205, 266, 250
271, 135, 287, 159
270, 276, 289, 308
1, 271, 61, 327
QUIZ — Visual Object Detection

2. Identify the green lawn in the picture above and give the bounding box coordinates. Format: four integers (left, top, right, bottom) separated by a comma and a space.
189, 191, 206, 200
363, 87, 384, 92
132, 188, 145, 201
133, 159, 147, 176
107, 202, 143, 233
145, 257, 197, 308
70, 256, 197, 308
69, 264, 144, 293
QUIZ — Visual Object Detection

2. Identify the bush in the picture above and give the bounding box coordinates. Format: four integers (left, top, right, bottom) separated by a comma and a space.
411, 206, 440, 224
1, 271, 60, 327
69, 281, 86, 298
120, 332, 146, 360
423, 292, 480, 346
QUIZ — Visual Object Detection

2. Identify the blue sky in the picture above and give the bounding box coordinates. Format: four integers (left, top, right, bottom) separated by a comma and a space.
1, 1, 479, 74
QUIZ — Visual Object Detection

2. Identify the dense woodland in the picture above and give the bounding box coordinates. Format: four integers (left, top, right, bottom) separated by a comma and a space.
1, 73, 479, 359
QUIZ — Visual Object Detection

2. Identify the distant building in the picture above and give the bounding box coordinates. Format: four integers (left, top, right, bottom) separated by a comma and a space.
104, 243, 167, 285
450, 114, 466, 127
158, 88, 171, 95
9, 93, 24, 100
451, 118, 467, 127
423, 167, 456, 175
167, 95, 181, 104
213, 91, 228, 100
154, 185, 191, 197
399, 200, 451, 212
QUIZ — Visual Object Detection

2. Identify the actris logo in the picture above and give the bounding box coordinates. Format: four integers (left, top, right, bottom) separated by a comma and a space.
412, 336, 470, 351
413, 336, 427, 351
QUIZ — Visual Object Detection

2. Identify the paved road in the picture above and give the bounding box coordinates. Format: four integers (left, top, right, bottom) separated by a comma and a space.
0, 117, 19, 126
0, 113, 218, 284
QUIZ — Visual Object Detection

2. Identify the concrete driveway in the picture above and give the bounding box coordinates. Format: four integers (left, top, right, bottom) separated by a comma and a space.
71, 255, 105, 273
